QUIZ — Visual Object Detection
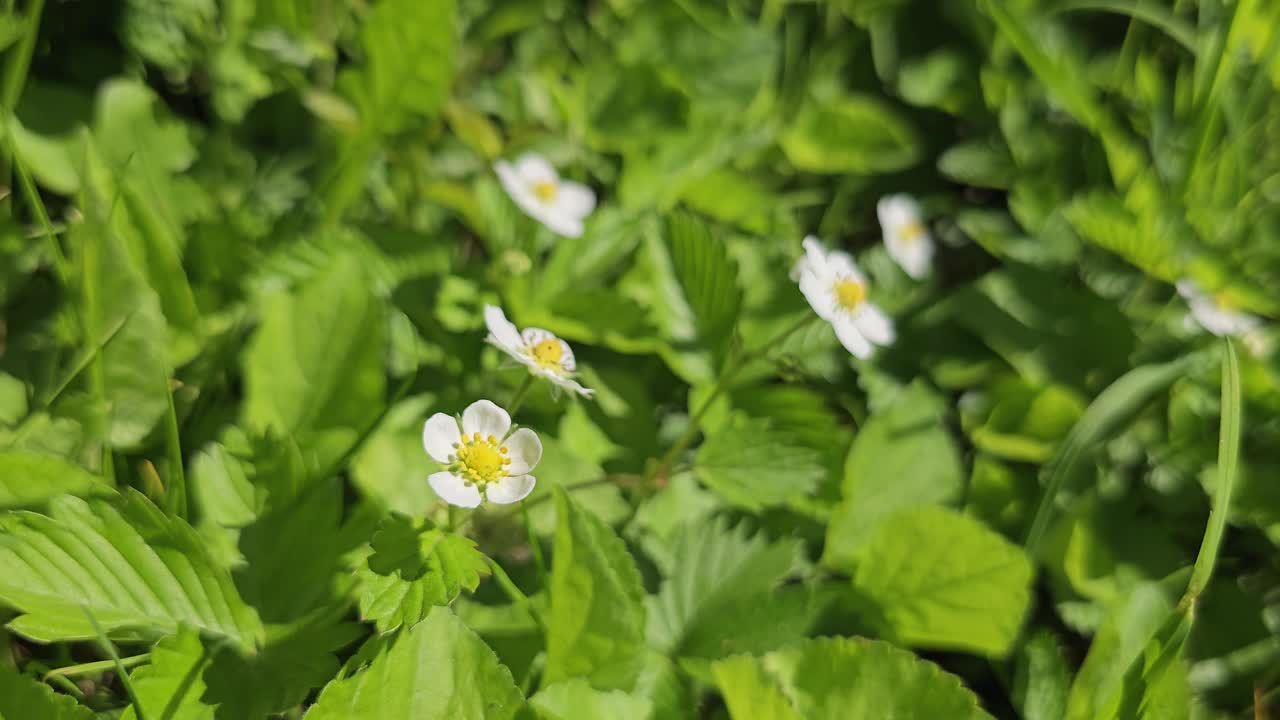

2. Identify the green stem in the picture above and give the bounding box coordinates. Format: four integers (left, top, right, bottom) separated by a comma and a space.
83, 607, 147, 720
520, 499, 548, 588
161, 377, 186, 519
0, 0, 42, 111
45, 654, 150, 678
507, 374, 536, 416
648, 313, 817, 483
487, 557, 545, 632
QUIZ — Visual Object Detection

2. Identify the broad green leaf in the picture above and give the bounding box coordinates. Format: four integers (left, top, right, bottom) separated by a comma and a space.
938, 137, 1014, 190
350, 395, 440, 517
545, 485, 647, 690
0, 451, 112, 509
694, 419, 823, 511
242, 253, 386, 476
122, 629, 216, 720
357, 515, 491, 632
1014, 631, 1071, 720
969, 380, 1086, 463
9, 117, 79, 194
663, 213, 743, 374
0, 665, 93, 720
850, 506, 1033, 657
825, 381, 964, 569
0, 492, 263, 650
647, 518, 807, 661
781, 94, 919, 173
305, 606, 523, 719
1063, 191, 1180, 282
530, 679, 652, 720
342, 0, 455, 135
712, 637, 994, 719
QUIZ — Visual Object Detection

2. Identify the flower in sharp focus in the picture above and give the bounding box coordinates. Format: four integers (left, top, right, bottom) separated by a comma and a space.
494, 153, 596, 238
877, 194, 934, 280
423, 400, 543, 508
1176, 279, 1261, 337
794, 236, 895, 359
484, 305, 593, 398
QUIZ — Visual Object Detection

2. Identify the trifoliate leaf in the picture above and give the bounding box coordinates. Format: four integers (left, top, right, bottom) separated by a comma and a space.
0, 491, 263, 650
358, 515, 491, 632
530, 679, 652, 720
648, 518, 808, 660
694, 420, 824, 511
654, 212, 743, 378
0, 665, 93, 720
0, 451, 112, 509
305, 606, 523, 720
545, 485, 647, 690
711, 637, 995, 719
825, 381, 964, 569
850, 506, 1034, 657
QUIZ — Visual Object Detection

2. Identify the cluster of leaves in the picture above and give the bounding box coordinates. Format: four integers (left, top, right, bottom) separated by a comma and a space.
0, 0, 1277, 718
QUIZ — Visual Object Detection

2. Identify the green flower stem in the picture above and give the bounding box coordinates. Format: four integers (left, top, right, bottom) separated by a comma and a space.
487, 557, 546, 632
648, 313, 818, 484
520, 498, 549, 589
507, 373, 536, 416
44, 654, 150, 678
83, 606, 147, 720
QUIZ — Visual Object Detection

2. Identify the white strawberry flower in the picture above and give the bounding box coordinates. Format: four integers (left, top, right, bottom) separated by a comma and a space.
484, 305, 593, 398
794, 236, 895, 359
494, 153, 596, 238
877, 194, 934, 279
1177, 279, 1261, 337
423, 399, 542, 508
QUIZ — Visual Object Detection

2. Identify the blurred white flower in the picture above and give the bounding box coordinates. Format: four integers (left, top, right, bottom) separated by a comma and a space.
494, 153, 596, 238
794, 236, 895, 359
484, 305, 593, 398
877, 194, 933, 279
1177, 280, 1260, 337
423, 399, 542, 508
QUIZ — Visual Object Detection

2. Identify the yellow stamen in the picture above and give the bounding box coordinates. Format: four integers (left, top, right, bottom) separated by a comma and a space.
1214, 293, 1236, 311
834, 279, 867, 311
898, 220, 926, 244
528, 338, 565, 371
451, 434, 511, 486
532, 180, 558, 203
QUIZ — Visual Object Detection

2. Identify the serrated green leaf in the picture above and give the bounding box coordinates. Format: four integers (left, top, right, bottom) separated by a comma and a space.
712, 637, 995, 720
0, 664, 93, 720
530, 679, 652, 720
664, 212, 743, 374
825, 381, 964, 569
1063, 191, 1180, 282
357, 515, 491, 632
305, 606, 522, 720
0, 451, 112, 509
647, 518, 808, 661
781, 94, 919, 173
545, 485, 647, 690
0, 492, 263, 650
851, 506, 1033, 657
121, 629, 216, 720
694, 420, 823, 511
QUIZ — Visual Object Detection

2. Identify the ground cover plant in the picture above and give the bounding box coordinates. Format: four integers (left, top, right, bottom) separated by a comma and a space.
0, 0, 1278, 717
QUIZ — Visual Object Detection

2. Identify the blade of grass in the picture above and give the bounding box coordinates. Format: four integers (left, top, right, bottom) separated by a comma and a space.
83, 606, 147, 720
44, 654, 150, 678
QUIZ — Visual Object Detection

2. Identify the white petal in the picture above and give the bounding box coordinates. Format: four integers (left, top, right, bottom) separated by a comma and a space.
429, 471, 482, 508
521, 327, 557, 346
854, 303, 895, 346
534, 206, 585, 238
1190, 301, 1259, 337
801, 236, 830, 275
877, 194, 922, 231
554, 181, 596, 219
485, 474, 537, 504
484, 305, 524, 352
1175, 279, 1201, 300
422, 413, 462, 464
496, 161, 546, 219
833, 316, 874, 359
560, 376, 595, 398
888, 236, 933, 279
461, 399, 511, 439
557, 340, 576, 372
514, 153, 557, 184
826, 250, 866, 285
503, 428, 542, 475
799, 268, 836, 320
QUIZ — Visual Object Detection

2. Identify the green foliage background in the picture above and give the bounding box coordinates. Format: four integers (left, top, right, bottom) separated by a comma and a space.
0, 0, 1277, 717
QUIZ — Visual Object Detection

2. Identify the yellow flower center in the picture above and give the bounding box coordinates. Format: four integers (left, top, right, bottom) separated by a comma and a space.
1214, 292, 1236, 311
898, 220, 926, 244
528, 338, 564, 370
452, 433, 511, 486
834, 278, 867, 310
532, 180, 558, 203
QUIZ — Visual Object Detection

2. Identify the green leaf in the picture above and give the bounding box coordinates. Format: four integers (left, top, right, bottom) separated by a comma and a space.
342, 0, 456, 135
711, 637, 994, 719
664, 212, 743, 374
850, 506, 1034, 657
0, 492, 263, 650
242, 253, 386, 476
121, 629, 216, 720
938, 138, 1014, 190
8, 117, 79, 194
0, 451, 112, 509
0, 665, 93, 720
545, 485, 647, 690
824, 381, 964, 569
530, 679, 653, 720
694, 419, 824, 511
1187, 339, 1241, 598
1062, 191, 1180, 282
968, 380, 1086, 463
781, 94, 920, 173
1014, 631, 1071, 720
305, 606, 523, 719
647, 518, 809, 661
357, 515, 491, 632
